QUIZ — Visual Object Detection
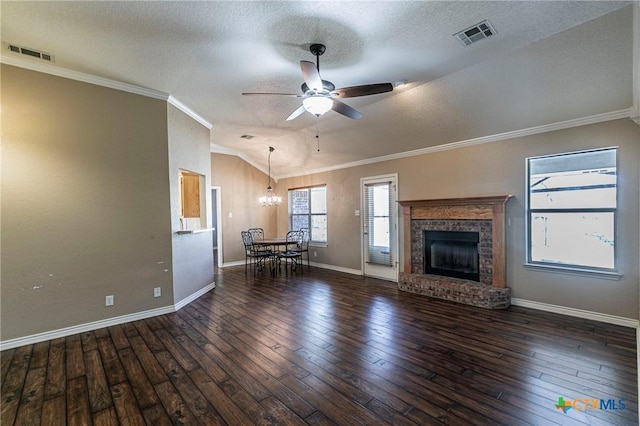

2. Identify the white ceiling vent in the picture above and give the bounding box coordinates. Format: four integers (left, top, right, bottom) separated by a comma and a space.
7, 44, 54, 62
454, 20, 496, 46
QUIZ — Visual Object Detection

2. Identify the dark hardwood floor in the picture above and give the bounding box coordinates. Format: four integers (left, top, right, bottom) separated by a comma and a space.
1, 265, 637, 425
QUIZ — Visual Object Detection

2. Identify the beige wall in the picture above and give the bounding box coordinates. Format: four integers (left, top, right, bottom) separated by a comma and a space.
276, 119, 639, 319
211, 153, 278, 264
1, 66, 216, 344
168, 105, 214, 303
1, 65, 173, 340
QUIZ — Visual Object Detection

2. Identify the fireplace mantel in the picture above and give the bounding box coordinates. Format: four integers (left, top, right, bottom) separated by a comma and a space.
399, 195, 513, 288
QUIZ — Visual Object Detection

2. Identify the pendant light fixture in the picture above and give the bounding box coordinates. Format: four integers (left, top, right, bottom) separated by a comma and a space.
258, 146, 282, 207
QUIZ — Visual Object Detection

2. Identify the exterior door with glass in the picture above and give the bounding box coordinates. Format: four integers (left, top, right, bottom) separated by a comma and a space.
361, 174, 398, 281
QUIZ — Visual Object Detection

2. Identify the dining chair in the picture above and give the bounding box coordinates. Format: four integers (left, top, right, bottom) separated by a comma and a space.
248, 228, 264, 241
298, 227, 310, 271
248, 227, 271, 253
276, 230, 303, 275
241, 231, 272, 275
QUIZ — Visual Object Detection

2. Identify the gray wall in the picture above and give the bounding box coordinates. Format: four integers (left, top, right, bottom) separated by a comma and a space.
168, 105, 214, 303
276, 119, 640, 319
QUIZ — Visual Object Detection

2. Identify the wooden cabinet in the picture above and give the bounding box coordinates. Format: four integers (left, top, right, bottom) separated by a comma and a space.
180, 172, 201, 218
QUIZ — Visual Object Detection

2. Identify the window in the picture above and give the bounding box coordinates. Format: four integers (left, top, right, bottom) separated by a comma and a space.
289, 185, 327, 243
526, 147, 617, 272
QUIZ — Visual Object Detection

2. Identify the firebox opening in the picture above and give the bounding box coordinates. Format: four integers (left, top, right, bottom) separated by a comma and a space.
424, 230, 480, 282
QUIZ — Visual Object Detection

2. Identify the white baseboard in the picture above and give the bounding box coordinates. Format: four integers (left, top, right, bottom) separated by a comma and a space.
511, 298, 639, 329
221, 259, 363, 276
0, 282, 216, 351
174, 283, 215, 311
308, 261, 362, 276
221, 260, 245, 268
0, 306, 173, 351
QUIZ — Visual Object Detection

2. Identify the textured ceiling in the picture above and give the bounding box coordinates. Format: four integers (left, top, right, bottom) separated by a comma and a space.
1, 1, 633, 177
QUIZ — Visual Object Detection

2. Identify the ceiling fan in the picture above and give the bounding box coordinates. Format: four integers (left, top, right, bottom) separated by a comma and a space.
242, 43, 394, 121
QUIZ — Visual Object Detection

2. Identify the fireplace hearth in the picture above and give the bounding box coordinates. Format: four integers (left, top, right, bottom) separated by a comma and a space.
398, 196, 513, 309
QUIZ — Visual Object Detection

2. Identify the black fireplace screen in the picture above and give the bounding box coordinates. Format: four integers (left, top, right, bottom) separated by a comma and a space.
424, 230, 480, 281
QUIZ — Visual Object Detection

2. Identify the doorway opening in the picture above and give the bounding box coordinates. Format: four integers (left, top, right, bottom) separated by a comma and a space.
361, 174, 398, 281
211, 186, 222, 269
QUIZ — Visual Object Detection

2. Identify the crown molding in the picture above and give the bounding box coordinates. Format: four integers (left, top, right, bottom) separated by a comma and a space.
2, 53, 630, 178
1, 54, 212, 130
1, 54, 168, 100
274, 108, 633, 180
210, 143, 274, 181
168, 96, 212, 129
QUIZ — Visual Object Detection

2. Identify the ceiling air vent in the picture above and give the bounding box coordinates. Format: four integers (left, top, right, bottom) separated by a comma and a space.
7, 44, 54, 62
454, 20, 496, 46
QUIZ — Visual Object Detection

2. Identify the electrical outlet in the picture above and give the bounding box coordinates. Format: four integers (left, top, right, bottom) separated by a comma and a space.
105, 295, 114, 306
154, 287, 161, 298
314, 251, 317, 257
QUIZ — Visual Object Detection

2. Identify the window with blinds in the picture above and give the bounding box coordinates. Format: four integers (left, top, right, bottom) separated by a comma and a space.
526, 147, 617, 272
364, 181, 395, 266
289, 185, 327, 243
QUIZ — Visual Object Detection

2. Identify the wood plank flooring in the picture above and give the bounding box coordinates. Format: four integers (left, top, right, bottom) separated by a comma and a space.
1, 265, 637, 425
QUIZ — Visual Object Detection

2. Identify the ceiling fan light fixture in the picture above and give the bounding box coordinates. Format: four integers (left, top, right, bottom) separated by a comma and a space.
242, 44, 392, 121
303, 96, 333, 116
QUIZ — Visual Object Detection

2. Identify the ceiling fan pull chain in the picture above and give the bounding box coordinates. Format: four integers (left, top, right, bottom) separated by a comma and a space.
316, 119, 321, 152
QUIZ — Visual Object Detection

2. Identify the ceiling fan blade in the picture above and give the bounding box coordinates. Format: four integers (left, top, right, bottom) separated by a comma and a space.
242, 92, 302, 97
331, 99, 362, 120
300, 60, 323, 91
332, 83, 394, 98
286, 105, 307, 121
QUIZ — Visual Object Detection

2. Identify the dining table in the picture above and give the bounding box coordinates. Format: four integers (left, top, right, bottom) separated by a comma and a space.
252, 237, 300, 275
254, 237, 288, 247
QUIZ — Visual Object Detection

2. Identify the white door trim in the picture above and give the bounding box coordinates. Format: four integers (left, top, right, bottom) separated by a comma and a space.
211, 186, 223, 267
360, 173, 399, 282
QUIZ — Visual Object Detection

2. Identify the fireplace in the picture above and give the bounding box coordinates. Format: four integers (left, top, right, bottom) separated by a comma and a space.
424, 230, 480, 282
398, 196, 513, 309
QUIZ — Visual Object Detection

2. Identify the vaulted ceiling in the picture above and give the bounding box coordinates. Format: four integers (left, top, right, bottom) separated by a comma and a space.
1, 1, 634, 177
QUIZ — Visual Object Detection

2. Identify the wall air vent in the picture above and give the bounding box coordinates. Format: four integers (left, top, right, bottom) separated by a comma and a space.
7, 44, 54, 62
454, 20, 496, 46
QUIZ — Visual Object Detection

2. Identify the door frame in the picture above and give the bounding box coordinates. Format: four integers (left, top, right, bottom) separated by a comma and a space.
360, 173, 399, 281
211, 186, 223, 267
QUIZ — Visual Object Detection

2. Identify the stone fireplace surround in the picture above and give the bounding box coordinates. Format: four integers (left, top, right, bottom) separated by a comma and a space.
398, 196, 513, 309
